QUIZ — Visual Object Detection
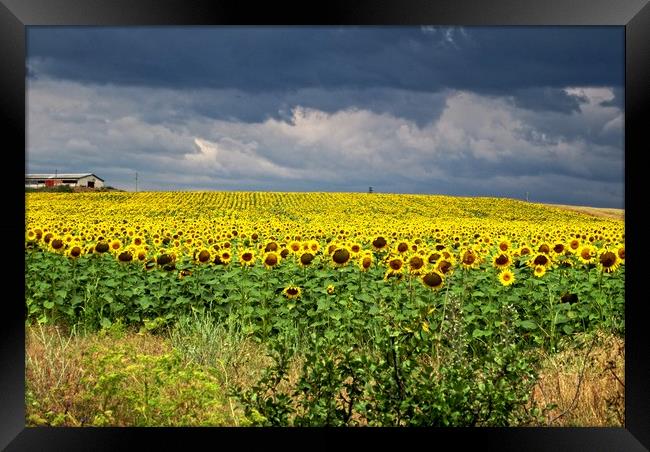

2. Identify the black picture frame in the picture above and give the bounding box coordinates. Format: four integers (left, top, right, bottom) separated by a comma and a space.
3, 0, 648, 449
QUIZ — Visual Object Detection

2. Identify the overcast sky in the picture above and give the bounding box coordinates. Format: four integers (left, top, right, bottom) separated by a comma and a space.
26, 27, 624, 207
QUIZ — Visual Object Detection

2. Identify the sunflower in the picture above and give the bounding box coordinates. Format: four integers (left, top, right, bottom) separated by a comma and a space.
263, 251, 281, 269
518, 245, 532, 257
219, 250, 232, 265
372, 236, 388, 251
331, 247, 351, 267
386, 256, 405, 274
492, 253, 512, 270
298, 252, 315, 268
407, 255, 426, 275
25, 229, 38, 243
436, 259, 454, 275
288, 240, 302, 254
66, 244, 83, 259
135, 248, 148, 262
347, 243, 361, 256
358, 253, 373, 272
117, 248, 134, 263
552, 242, 566, 255
567, 239, 581, 253
529, 253, 552, 269
49, 237, 65, 253
427, 251, 442, 264
283, 285, 302, 300
394, 241, 410, 254
577, 245, 595, 264
497, 237, 511, 253
616, 245, 625, 263
460, 249, 480, 269
498, 269, 515, 286
421, 270, 444, 290
264, 241, 279, 252
326, 284, 336, 295
537, 243, 551, 254
157, 253, 175, 266
533, 265, 546, 278
308, 240, 320, 254
109, 239, 122, 253
239, 249, 256, 267
597, 249, 621, 273
195, 249, 211, 264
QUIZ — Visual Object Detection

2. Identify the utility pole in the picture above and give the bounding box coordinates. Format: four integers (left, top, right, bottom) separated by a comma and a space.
368, 186, 373, 194
135, 172, 138, 193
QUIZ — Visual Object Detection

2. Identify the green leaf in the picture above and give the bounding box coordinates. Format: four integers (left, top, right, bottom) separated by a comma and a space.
517, 320, 537, 330
100, 317, 112, 329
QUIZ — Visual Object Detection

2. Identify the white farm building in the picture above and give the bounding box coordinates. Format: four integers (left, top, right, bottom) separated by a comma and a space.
25, 173, 105, 189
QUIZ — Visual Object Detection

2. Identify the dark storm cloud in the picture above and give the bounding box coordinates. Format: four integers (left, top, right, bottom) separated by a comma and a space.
27, 27, 623, 111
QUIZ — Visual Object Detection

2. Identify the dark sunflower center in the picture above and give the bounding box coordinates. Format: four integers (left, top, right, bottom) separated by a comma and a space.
462, 252, 476, 265
553, 244, 565, 253
397, 243, 408, 253
580, 249, 591, 260
362, 257, 372, 268
95, 242, 109, 253
499, 243, 508, 251
242, 253, 253, 262
617, 248, 625, 259
373, 237, 387, 248
423, 272, 443, 288
265, 242, 278, 252
333, 249, 350, 264
428, 253, 441, 263
389, 259, 403, 270
51, 239, 64, 250
157, 254, 172, 266
287, 288, 299, 296
118, 251, 133, 262
198, 250, 210, 262
300, 253, 314, 265
533, 255, 549, 266
503, 273, 511, 281
599, 251, 616, 267
265, 254, 278, 266
409, 257, 424, 269
495, 254, 508, 266
520, 248, 530, 255
538, 244, 550, 254
570, 240, 580, 250
70, 247, 81, 257
438, 260, 452, 274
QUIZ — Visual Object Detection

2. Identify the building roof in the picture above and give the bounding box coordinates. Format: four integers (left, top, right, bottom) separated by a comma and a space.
26, 173, 104, 182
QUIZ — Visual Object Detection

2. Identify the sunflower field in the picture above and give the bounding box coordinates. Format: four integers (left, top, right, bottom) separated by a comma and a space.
25, 192, 625, 426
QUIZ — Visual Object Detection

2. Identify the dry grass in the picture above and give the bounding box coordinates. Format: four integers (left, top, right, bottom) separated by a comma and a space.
530, 332, 624, 426
541, 203, 624, 221
25, 323, 172, 426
